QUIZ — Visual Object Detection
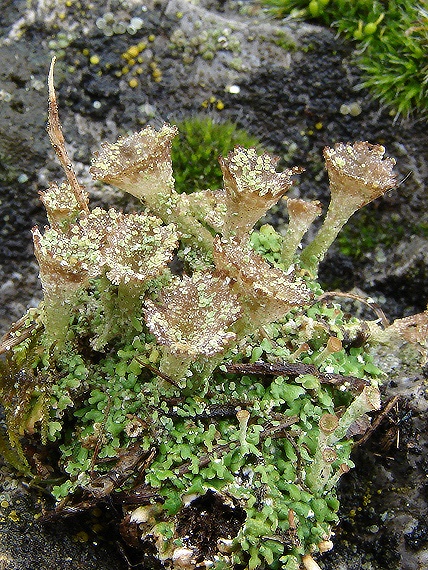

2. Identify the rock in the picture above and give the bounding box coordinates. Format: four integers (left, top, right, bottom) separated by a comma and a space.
0, 464, 126, 570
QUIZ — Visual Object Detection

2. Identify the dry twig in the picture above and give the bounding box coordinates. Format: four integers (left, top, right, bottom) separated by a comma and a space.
0, 315, 42, 356
225, 361, 369, 394
354, 395, 400, 447
47, 57, 89, 213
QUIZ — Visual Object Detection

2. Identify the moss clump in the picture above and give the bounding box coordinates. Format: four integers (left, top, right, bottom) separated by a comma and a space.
171, 116, 262, 194
3, 61, 424, 570
263, 0, 428, 117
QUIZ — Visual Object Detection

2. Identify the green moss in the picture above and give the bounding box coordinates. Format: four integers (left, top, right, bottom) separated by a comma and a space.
171, 116, 262, 194
1, 226, 383, 567
337, 209, 428, 261
263, 0, 428, 117
271, 29, 298, 51
4, 243, 384, 565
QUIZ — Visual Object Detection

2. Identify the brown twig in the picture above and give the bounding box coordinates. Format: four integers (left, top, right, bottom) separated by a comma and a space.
354, 395, 400, 448
0, 316, 42, 356
41, 446, 157, 520
225, 361, 369, 394
89, 397, 112, 478
87, 445, 156, 498
134, 358, 181, 389
47, 57, 89, 214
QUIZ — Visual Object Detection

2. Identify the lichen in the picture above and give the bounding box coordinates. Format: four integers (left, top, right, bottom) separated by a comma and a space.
2, 61, 426, 570
300, 142, 397, 273
219, 147, 301, 239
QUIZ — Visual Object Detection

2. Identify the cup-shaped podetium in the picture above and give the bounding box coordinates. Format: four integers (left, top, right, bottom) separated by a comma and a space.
143, 272, 242, 385
102, 211, 178, 287
319, 413, 339, 435
32, 219, 104, 350
300, 142, 396, 272
213, 236, 312, 334
219, 146, 302, 239
313, 336, 343, 367
33, 207, 178, 351
39, 181, 87, 230
90, 123, 178, 207
90, 123, 214, 255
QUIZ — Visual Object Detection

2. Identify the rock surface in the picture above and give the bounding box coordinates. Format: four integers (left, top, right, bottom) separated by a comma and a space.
0, 1, 427, 569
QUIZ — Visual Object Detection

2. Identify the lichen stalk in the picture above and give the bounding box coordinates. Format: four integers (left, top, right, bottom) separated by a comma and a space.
32, 227, 93, 350
281, 198, 322, 268
300, 142, 396, 272
306, 414, 340, 492
302, 554, 323, 570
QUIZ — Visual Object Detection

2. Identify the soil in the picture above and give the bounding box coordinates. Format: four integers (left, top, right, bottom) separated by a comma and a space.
0, 1, 427, 569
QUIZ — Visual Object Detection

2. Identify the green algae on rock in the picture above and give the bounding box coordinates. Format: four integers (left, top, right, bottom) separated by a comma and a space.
2, 59, 427, 570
